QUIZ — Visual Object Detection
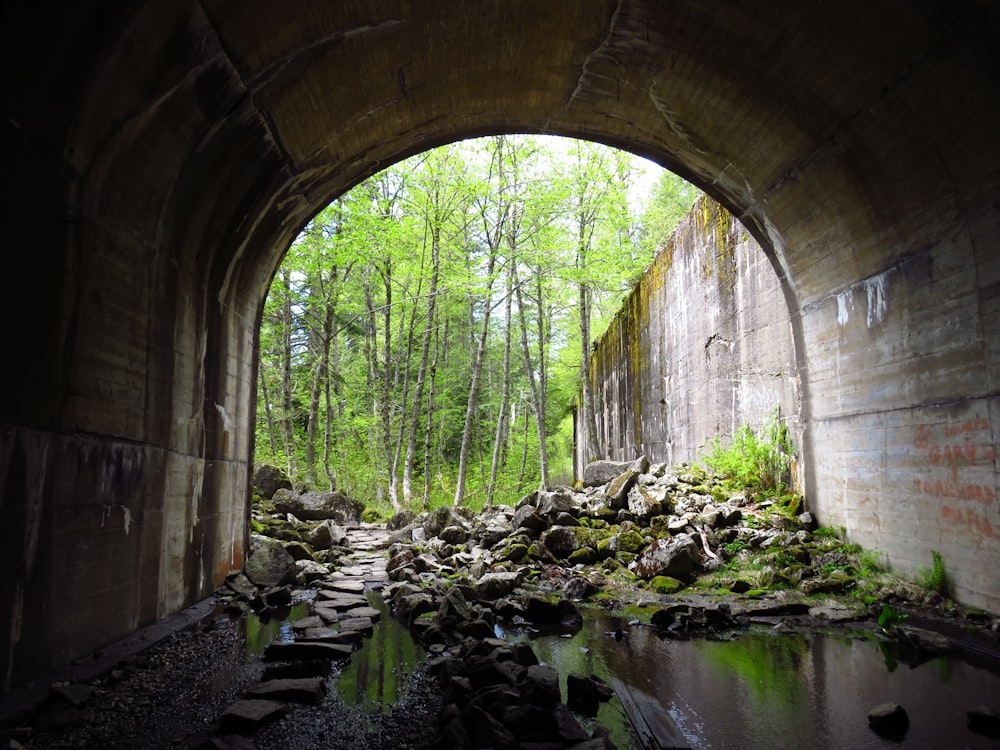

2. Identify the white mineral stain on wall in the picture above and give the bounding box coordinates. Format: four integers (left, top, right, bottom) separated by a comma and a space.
836, 290, 852, 326
865, 271, 888, 327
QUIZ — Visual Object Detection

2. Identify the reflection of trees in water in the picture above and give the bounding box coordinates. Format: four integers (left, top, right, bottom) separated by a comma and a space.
336, 595, 423, 711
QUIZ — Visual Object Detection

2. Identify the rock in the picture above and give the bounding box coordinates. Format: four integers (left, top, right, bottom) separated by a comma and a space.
566, 673, 613, 716
967, 705, 1000, 736
563, 577, 597, 600
274, 490, 364, 524
537, 488, 578, 518
293, 559, 328, 584
263, 641, 353, 661
438, 586, 475, 625
582, 459, 633, 488
730, 579, 752, 594
282, 541, 314, 561
423, 506, 466, 538
439, 525, 469, 545
479, 524, 513, 549
867, 703, 909, 737
387, 509, 416, 530
553, 702, 590, 743
244, 535, 296, 587
308, 520, 348, 550
465, 705, 517, 749
245, 676, 326, 704
627, 484, 667, 519
650, 575, 684, 594
567, 547, 597, 565
220, 699, 288, 733
225, 571, 257, 598
899, 625, 952, 655
542, 526, 583, 557
476, 571, 522, 600
196, 735, 258, 750
512, 504, 548, 533
522, 664, 561, 708
606, 469, 640, 508
631, 533, 700, 580
253, 465, 292, 500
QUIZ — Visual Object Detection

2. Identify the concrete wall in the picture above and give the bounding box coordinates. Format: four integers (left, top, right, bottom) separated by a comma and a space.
575, 196, 799, 472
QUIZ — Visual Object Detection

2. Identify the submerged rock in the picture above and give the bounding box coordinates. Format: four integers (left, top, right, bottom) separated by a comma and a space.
868, 702, 909, 738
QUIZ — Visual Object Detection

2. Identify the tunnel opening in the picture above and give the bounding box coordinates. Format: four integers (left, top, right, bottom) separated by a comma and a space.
252, 134, 710, 516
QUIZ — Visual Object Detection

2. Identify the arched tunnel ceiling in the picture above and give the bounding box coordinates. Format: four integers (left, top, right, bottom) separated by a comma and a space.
16, 0, 995, 310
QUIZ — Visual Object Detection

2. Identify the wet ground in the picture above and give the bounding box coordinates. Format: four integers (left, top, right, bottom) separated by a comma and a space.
5, 523, 1000, 750
6, 526, 443, 750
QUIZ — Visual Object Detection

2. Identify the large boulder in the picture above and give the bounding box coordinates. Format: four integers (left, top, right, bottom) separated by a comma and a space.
581, 460, 633, 488
244, 535, 296, 587
273, 490, 364, 524
253, 465, 292, 500
631, 533, 700, 580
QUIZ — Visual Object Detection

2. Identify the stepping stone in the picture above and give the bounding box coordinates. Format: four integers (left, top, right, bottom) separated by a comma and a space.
343, 606, 381, 622
220, 699, 287, 732
298, 628, 364, 646
262, 660, 331, 680
263, 640, 353, 661
291, 615, 324, 631
315, 592, 368, 609
246, 676, 326, 704
312, 607, 340, 625
338, 616, 375, 636
337, 566, 366, 577
322, 579, 367, 593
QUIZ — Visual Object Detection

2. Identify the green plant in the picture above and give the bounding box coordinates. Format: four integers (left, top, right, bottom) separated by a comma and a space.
917, 550, 947, 596
698, 408, 794, 494
876, 604, 908, 635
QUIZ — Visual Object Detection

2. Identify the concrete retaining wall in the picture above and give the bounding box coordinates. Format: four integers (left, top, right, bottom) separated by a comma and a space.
575, 196, 799, 474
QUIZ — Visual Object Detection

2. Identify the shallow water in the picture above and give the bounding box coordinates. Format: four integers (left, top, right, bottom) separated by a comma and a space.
519, 609, 1000, 750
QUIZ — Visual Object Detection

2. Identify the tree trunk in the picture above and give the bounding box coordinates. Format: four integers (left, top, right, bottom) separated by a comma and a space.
515, 265, 549, 489
487, 256, 514, 506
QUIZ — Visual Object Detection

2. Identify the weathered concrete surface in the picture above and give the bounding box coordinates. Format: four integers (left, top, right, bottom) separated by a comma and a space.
575, 196, 799, 472
1, 0, 999, 688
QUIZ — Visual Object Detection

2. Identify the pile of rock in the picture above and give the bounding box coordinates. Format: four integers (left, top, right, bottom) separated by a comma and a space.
383, 456, 828, 612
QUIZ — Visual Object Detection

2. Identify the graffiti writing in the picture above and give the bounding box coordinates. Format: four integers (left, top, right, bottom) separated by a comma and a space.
942, 505, 996, 538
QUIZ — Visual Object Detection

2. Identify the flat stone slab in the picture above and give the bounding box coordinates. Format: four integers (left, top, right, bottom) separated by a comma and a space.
220, 699, 288, 732
263, 640, 353, 661
246, 676, 325, 704
291, 615, 324, 630
315, 591, 368, 609
312, 606, 340, 625
343, 606, 381, 622
335, 566, 367, 577
337, 617, 375, 635
298, 629, 364, 646
808, 605, 866, 622
321, 579, 367, 594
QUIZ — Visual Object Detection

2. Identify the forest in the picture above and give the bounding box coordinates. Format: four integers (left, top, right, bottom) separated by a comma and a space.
255, 135, 699, 515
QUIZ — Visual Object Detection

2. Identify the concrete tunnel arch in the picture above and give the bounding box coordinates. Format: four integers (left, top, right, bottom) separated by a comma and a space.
1, 0, 998, 689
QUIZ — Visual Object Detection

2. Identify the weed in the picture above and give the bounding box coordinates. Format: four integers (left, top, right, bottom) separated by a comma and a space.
699, 408, 795, 495
917, 550, 947, 596
876, 604, 908, 635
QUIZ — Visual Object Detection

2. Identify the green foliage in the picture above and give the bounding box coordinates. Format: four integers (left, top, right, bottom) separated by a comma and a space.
876, 604, 908, 634
255, 135, 682, 510
917, 550, 947, 596
698, 409, 794, 495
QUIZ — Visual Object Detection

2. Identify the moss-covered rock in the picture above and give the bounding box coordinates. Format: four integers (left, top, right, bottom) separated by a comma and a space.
568, 547, 597, 565
650, 576, 684, 594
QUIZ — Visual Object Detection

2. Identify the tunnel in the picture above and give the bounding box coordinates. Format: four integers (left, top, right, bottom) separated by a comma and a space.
1, 0, 998, 691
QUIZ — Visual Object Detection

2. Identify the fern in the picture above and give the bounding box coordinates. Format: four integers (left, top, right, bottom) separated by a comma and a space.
699, 408, 794, 494
918, 550, 947, 596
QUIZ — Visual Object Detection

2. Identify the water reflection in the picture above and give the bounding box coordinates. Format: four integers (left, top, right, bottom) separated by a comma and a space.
337, 593, 424, 712
244, 603, 310, 657
520, 609, 1000, 750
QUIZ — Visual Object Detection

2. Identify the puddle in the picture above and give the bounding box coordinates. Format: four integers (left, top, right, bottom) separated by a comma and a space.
515, 609, 1000, 750
244, 602, 311, 657
336, 593, 425, 712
